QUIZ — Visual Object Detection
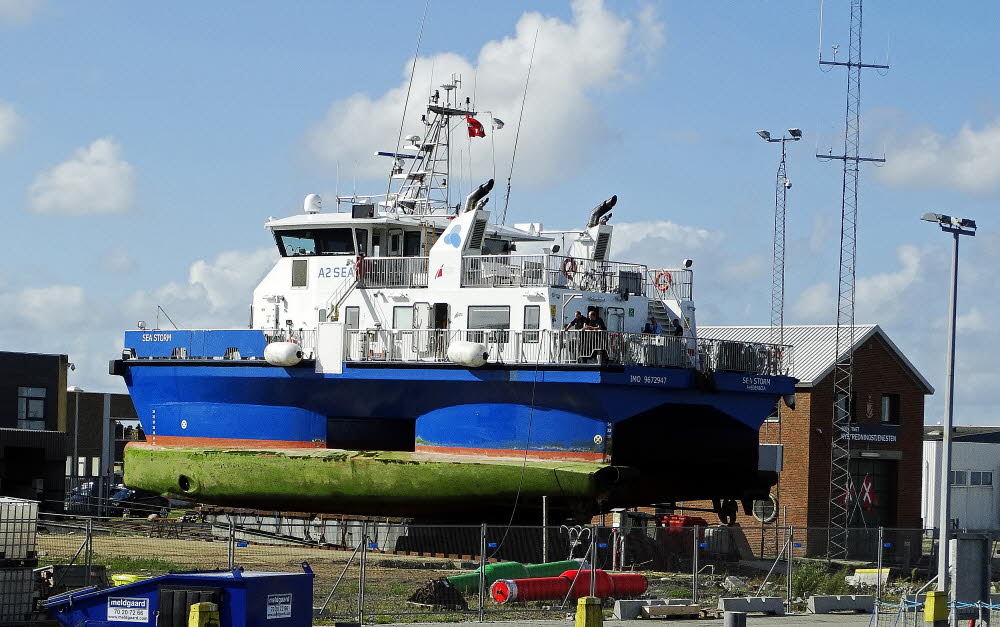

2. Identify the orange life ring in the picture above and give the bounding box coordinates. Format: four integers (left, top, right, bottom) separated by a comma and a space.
654, 270, 672, 292
562, 257, 578, 280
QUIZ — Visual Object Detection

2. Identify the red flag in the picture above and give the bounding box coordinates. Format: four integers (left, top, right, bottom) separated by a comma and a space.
860, 474, 878, 513
839, 476, 856, 505
466, 115, 486, 138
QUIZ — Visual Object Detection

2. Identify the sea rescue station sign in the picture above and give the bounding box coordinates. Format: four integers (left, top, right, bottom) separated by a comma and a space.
846, 424, 898, 444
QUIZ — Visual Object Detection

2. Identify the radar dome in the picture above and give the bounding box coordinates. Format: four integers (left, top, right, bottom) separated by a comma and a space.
304, 194, 322, 214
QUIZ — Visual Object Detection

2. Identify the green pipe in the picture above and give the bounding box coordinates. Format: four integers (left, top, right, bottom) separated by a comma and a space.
448, 559, 584, 593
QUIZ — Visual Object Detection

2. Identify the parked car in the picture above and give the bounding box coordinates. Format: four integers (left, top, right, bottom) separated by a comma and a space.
107, 486, 169, 515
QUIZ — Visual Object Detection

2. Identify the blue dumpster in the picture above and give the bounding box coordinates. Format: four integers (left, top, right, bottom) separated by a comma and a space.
42, 564, 313, 627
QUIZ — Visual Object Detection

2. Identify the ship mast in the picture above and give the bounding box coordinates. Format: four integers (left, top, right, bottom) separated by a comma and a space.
388, 75, 473, 216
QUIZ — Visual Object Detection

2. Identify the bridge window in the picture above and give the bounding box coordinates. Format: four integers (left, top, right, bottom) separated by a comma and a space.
468, 306, 510, 329
524, 305, 540, 343
403, 231, 422, 256
277, 228, 357, 256
393, 306, 413, 330
355, 229, 369, 256
483, 238, 511, 255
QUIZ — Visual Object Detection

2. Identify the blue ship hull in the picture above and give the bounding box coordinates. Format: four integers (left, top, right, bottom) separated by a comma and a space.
115, 329, 795, 519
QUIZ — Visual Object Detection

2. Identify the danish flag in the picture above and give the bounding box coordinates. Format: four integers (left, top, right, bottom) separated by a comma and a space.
839, 476, 856, 505
860, 474, 878, 513
466, 115, 486, 138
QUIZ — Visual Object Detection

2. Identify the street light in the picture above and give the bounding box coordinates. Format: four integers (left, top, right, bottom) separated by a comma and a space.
922, 212, 977, 598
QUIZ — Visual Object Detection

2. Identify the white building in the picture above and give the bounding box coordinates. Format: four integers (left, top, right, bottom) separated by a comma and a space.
922, 426, 1000, 530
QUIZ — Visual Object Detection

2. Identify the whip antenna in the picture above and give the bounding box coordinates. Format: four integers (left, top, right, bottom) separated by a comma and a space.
385, 0, 431, 211
500, 27, 539, 225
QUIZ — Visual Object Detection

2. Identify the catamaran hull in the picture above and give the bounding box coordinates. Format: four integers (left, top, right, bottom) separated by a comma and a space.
115, 359, 792, 520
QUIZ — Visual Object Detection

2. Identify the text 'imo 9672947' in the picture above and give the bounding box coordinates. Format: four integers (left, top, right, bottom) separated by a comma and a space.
111, 78, 796, 523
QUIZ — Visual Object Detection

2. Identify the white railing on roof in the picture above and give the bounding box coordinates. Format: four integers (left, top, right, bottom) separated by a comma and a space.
344, 329, 792, 375
647, 268, 693, 300
461, 255, 647, 295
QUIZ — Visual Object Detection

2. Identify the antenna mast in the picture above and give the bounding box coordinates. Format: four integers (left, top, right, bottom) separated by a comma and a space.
816, 0, 888, 560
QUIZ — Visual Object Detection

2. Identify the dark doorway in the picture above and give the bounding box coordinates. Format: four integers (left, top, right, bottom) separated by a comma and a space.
433, 303, 449, 329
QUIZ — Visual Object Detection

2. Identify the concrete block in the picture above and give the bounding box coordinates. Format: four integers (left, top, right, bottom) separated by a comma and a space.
807, 595, 874, 614
641, 604, 700, 618
612, 599, 694, 619
846, 568, 889, 587
717, 597, 785, 616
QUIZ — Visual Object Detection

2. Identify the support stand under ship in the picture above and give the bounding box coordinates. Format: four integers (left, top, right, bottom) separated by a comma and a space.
111, 78, 796, 523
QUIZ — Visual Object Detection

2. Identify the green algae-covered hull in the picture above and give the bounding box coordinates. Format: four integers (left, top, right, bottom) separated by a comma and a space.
125, 444, 628, 521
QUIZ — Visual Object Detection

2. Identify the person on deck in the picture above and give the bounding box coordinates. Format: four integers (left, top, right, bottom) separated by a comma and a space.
584, 310, 606, 331
564, 311, 586, 331
671, 318, 684, 337
643, 318, 662, 334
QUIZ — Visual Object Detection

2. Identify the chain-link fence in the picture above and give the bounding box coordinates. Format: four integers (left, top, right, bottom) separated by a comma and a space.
29, 515, 1000, 623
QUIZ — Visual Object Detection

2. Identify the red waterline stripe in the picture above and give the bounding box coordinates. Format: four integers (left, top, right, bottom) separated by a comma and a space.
134, 439, 603, 461
149, 436, 324, 449
415, 444, 604, 462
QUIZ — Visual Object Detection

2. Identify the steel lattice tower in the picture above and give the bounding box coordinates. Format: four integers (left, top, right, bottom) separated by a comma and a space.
817, 0, 887, 560
771, 144, 790, 347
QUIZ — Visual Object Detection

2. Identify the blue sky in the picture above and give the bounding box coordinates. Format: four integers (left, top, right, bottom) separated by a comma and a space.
0, 1, 997, 424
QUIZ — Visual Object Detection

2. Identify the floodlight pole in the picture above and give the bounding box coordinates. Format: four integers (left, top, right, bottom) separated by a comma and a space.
926, 215, 976, 600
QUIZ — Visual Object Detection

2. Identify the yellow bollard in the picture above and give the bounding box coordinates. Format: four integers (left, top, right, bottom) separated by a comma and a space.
575, 596, 603, 627
188, 601, 220, 627
924, 591, 949, 623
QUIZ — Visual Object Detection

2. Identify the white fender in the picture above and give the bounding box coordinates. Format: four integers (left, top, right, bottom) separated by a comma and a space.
264, 341, 303, 367
447, 340, 489, 367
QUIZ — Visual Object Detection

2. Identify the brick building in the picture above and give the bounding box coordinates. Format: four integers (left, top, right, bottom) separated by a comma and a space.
680, 325, 932, 548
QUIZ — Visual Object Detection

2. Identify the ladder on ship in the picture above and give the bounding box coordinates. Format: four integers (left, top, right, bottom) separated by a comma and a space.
324, 277, 358, 322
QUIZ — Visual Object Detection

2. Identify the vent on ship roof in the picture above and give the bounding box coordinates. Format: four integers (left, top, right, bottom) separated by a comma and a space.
594, 232, 610, 261
468, 218, 488, 250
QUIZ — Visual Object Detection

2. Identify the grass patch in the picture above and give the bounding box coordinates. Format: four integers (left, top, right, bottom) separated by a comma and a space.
792, 561, 855, 598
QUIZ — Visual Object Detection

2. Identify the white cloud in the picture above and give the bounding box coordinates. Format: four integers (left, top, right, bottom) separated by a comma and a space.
0, 246, 277, 393
610, 220, 722, 263
791, 281, 834, 321
635, 4, 666, 65
307, 0, 661, 187
956, 307, 988, 334
0, 284, 85, 329
790, 245, 934, 325
880, 119, 1000, 193
125, 247, 276, 323
854, 244, 928, 324
28, 137, 136, 215
0, 0, 42, 25
718, 252, 768, 284
0, 102, 20, 151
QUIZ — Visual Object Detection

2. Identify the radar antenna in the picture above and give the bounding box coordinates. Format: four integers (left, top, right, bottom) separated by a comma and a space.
816, 0, 888, 560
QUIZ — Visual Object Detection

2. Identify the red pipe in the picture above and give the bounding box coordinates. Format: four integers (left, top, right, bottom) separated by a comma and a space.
490, 570, 648, 603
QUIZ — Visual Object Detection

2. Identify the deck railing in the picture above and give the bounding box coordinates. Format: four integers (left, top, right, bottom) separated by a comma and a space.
345, 329, 792, 376
647, 268, 693, 301
264, 329, 318, 359
461, 255, 647, 295
358, 256, 429, 288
